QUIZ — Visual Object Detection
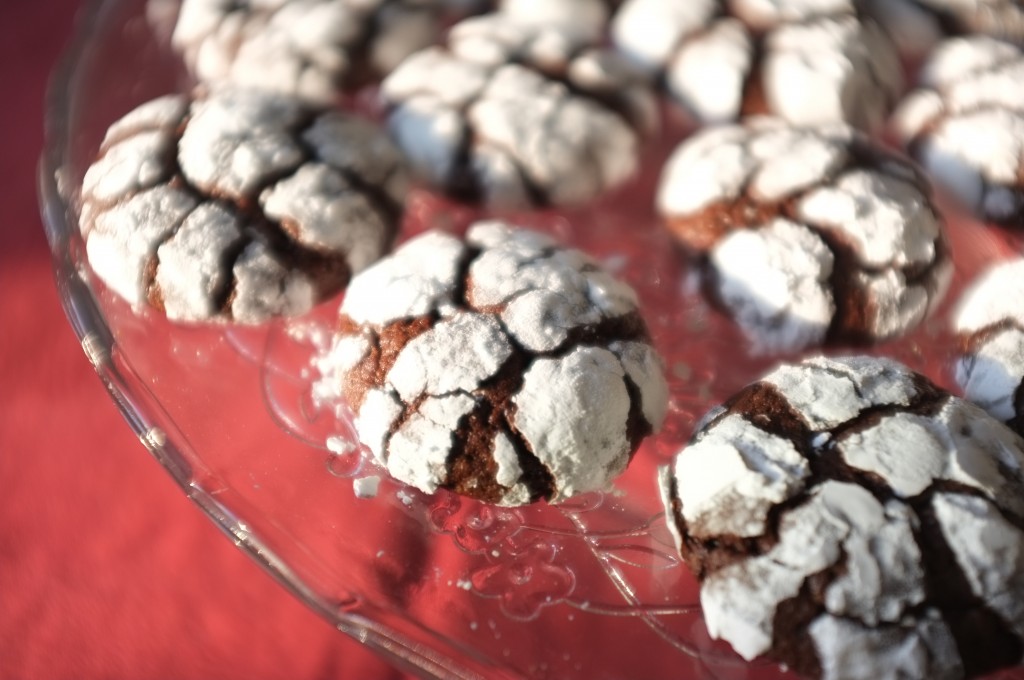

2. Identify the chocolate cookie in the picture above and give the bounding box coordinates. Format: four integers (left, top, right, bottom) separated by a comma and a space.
315, 221, 669, 505
171, 0, 459, 103
611, 0, 902, 129
660, 355, 1024, 679
657, 118, 951, 353
80, 88, 406, 324
894, 36, 1024, 227
381, 13, 657, 208
954, 259, 1024, 435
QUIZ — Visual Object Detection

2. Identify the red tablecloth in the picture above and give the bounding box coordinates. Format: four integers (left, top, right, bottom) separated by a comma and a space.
0, 2, 411, 677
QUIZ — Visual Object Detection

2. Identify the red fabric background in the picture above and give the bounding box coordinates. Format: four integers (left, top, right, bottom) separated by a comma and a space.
0, 2, 411, 677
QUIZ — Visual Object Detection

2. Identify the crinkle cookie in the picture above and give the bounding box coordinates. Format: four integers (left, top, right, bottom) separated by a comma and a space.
315, 221, 669, 505
657, 118, 951, 353
954, 259, 1024, 435
611, 0, 902, 129
894, 36, 1024, 227
660, 355, 1024, 680
866, 0, 1024, 59
171, 0, 459, 103
79, 88, 406, 324
381, 14, 657, 208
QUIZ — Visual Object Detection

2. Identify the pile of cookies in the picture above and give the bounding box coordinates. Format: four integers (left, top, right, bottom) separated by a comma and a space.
76, 0, 1024, 677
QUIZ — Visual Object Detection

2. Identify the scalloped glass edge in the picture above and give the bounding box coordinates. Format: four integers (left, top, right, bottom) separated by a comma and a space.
36, 2, 488, 677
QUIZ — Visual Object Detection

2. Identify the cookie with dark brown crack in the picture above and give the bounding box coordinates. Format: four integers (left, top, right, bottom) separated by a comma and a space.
954, 258, 1024, 436
79, 88, 406, 324
660, 355, 1024, 679
894, 36, 1024, 227
315, 221, 669, 505
656, 117, 951, 353
381, 13, 657, 209
611, 0, 902, 129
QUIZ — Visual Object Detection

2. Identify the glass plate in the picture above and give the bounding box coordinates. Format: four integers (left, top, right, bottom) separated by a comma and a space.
38, 1, 1024, 678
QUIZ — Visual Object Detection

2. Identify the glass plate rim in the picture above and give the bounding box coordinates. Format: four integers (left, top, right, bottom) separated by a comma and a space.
36, 2, 484, 677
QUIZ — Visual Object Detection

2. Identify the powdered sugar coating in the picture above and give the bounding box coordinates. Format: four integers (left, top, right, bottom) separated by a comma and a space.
387, 313, 513, 403
382, 14, 656, 208
316, 221, 668, 505
933, 492, 1024, 643
319, 222, 667, 503
657, 119, 950, 352
763, 14, 902, 130
954, 259, 1024, 431
79, 88, 406, 324
710, 219, 835, 354
513, 347, 631, 502
894, 36, 1024, 225
341, 231, 466, 327
499, 0, 612, 39
661, 355, 1024, 677
764, 355, 920, 430
728, 0, 854, 29
611, 0, 901, 128
808, 614, 963, 680
671, 413, 809, 539
171, 0, 451, 103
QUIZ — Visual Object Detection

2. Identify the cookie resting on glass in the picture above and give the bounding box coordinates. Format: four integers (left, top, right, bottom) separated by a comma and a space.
954, 258, 1024, 436
660, 355, 1024, 680
78, 88, 406, 325
656, 117, 951, 354
315, 221, 670, 506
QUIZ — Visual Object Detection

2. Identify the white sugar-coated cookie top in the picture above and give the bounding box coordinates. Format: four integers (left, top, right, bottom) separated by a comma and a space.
700, 481, 928, 661
612, 0, 900, 127
499, 0, 611, 39
955, 259, 1024, 334
80, 88, 406, 324
763, 14, 902, 130
710, 219, 835, 353
657, 120, 949, 350
340, 221, 645, 349
809, 612, 963, 680
728, 0, 855, 29
318, 221, 669, 505
764, 355, 919, 430
172, 0, 443, 102
611, 0, 721, 75
467, 222, 639, 352
657, 119, 853, 216
386, 312, 513, 403
512, 346, 632, 500
671, 412, 810, 539
662, 355, 1024, 675
894, 37, 1024, 221
340, 230, 466, 326
933, 492, 1024, 644
796, 170, 940, 270
954, 259, 1024, 425
382, 14, 655, 208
